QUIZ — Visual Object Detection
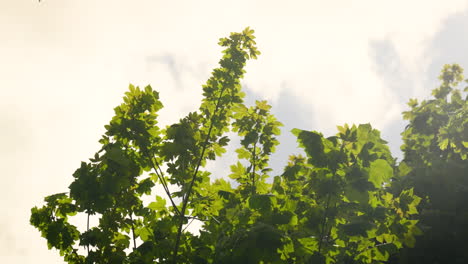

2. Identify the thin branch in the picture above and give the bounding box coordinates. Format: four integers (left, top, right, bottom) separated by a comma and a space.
357, 242, 392, 255
130, 213, 137, 250
185, 215, 221, 224
252, 142, 256, 195
210, 215, 221, 224
185, 216, 206, 221
182, 217, 196, 232
172, 83, 228, 264
318, 194, 331, 253
146, 150, 181, 216
86, 213, 90, 255
172, 121, 215, 263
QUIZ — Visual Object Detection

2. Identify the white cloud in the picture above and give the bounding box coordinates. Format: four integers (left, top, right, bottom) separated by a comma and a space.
1, 0, 467, 263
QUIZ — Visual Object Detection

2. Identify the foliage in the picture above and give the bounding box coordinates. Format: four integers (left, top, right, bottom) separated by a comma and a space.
31, 28, 421, 264
389, 64, 468, 264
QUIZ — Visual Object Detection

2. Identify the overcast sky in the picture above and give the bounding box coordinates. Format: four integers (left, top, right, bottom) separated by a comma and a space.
1, 0, 468, 263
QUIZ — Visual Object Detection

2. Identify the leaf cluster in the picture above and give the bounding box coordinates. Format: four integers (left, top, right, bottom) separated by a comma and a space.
31, 28, 422, 264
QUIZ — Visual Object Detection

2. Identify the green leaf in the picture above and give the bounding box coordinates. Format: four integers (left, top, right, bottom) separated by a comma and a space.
439, 138, 449, 150
271, 211, 293, 225
113, 233, 130, 248
376, 243, 398, 255
106, 146, 130, 167
229, 161, 245, 180
397, 161, 412, 177
298, 237, 319, 252
255, 100, 271, 111
292, 129, 327, 167
148, 196, 166, 211
218, 190, 234, 200
249, 194, 274, 213
368, 159, 392, 188
344, 185, 369, 204
135, 227, 152, 241
342, 220, 374, 237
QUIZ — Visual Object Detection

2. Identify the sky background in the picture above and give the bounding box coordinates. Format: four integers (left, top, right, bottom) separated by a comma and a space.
1, 0, 468, 263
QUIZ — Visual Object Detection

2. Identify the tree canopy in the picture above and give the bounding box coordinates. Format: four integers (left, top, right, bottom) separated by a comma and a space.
31, 28, 466, 264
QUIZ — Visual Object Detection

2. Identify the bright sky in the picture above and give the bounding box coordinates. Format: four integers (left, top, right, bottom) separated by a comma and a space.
1, 0, 468, 263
